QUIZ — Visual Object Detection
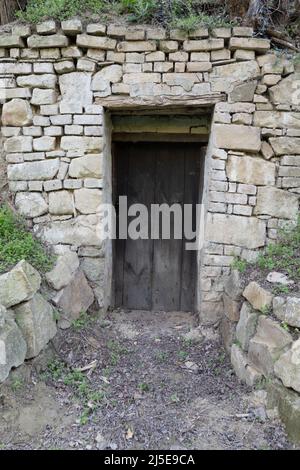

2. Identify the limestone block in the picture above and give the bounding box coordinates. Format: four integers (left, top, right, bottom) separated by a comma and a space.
14, 293, 57, 359
15, 192, 48, 218
226, 155, 275, 185
1, 99, 33, 126
273, 297, 300, 328
0, 35, 24, 48
233, 27, 254, 37
8, 159, 59, 181
248, 316, 292, 376
74, 188, 102, 214
28, 34, 69, 48
229, 37, 270, 51
0, 316, 27, 382
17, 74, 57, 89
224, 270, 243, 300
40, 215, 102, 246
254, 111, 300, 129
54, 61, 75, 74
86, 23, 106, 36
277, 387, 300, 444
53, 270, 94, 329
4, 136, 32, 153
0, 261, 41, 308
183, 39, 224, 51
211, 60, 259, 81
49, 190, 74, 216
231, 344, 262, 387
61, 19, 83, 35
61, 136, 103, 153
261, 141, 274, 160
274, 339, 300, 393
68, 154, 102, 178
33, 136, 56, 152
214, 124, 261, 152
206, 213, 266, 249
223, 293, 240, 322
0, 63, 32, 74
269, 137, 300, 156
243, 282, 273, 312
254, 186, 299, 220
59, 72, 93, 112
92, 65, 122, 92
46, 252, 79, 290
236, 302, 259, 351
229, 81, 257, 102
31, 89, 58, 105
269, 73, 300, 105
77, 34, 116, 50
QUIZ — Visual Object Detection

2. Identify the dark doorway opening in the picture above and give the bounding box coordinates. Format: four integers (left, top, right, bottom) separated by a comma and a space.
113, 141, 205, 312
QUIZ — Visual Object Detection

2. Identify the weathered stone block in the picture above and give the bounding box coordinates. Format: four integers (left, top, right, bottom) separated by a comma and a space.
28, 34, 69, 48
8, 159, 59, 181
270, 137, 300, 156
59, 72, 93, 112
61, 136, 103, 153
254, 111, 300, 129
226, 155, 275, 185
224, 270, 243, 300
206, 213, 266, 249
92, 65, 122, 91
269, 73, 300, 105
31, 89, 58, 105
273, 297, 300, 328
243, 282, 273, 312
33, 136, 56, 152
231, 344, 262, 386
274, 339, 300, 393
46, 252, 79, 290
0, 35, 24, 48
223, 293, 240, 322
229, 37, 270, 51
61, 19, 83, 35
53, 270, 94, 329
183, 39, 224, 51
248, 316, 292, 376
254, 186, 299, 220
74, 188, 102, 214
68, 154, 102, 179
0, 316, 27, 382
17, 74, 57, 89
48, 190, 74, 216
4, 136, 32, 153
0, 261, 41, 308
14, 293, 57, 359
41, 215, 101, 246
236, 302, 259, 351
77, 34, 116, 50
1, 99, 33, 127
15, 192, 48, 218
214, 124, 261, 152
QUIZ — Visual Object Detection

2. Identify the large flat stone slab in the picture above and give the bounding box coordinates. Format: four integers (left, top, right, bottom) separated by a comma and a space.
0, 261, 41, 309
214, 124, 261, 152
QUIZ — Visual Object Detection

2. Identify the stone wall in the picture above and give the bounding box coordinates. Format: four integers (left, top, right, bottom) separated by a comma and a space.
0, 20, 299, 319
225, 270, 300, 444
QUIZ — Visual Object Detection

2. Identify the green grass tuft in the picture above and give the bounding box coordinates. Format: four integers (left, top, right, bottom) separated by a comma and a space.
0, 205, 54, 274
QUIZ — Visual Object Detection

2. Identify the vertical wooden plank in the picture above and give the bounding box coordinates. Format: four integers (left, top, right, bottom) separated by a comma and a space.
122, 143, 155, 310
114, 143, 129, 307
152, 143, 185, 311
180, 144, 201, 311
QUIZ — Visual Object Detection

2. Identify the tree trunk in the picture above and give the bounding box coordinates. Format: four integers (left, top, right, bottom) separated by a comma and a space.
0, 0, 27, 25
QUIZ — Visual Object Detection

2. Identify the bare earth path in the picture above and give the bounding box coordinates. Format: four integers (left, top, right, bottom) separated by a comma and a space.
0, 310, 295, 450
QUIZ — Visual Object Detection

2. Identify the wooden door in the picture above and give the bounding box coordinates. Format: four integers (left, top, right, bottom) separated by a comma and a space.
114, 142, 203, 312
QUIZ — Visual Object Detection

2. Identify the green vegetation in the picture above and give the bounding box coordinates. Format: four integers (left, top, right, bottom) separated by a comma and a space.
231, 257, 248, 273
45, 359, 108, 425
257, 219, 300, 280
71, 311, 93, 330
0, 205, 54, 274
17, 0, 234, 29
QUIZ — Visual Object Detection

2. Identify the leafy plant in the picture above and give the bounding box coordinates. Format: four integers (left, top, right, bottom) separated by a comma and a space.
120, 0, 158, 23
231, 257, 247, 273
16, 0, 106, 22
0, 205, 54, 274
256, 218, 300, 281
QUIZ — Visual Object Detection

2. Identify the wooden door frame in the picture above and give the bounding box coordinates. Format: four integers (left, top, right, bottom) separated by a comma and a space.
101, 103, 217, 315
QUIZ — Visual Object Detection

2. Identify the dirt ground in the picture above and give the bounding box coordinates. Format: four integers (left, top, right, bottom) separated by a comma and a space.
0, 310, 296, 450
